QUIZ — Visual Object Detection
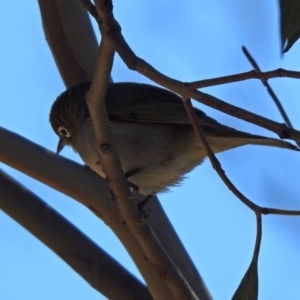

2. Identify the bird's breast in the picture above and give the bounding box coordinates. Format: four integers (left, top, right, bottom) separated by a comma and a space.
75, 119, 204, 194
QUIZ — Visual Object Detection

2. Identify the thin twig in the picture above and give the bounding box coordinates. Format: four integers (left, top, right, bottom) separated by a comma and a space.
253, 213, 262, 261
242, 47, 293, 129
242, 46, 300, 148
188, 68, 300, 89
181, 97, 300, 216
181, 97, 260, 212
84, 9, 300, 143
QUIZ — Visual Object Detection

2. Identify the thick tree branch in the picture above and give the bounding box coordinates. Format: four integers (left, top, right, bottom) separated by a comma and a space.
0, 169, 151, 300
0, 126, 176, 299
38, 0, 98, 87
0, 126, 211, 299
142, 198, 212, 299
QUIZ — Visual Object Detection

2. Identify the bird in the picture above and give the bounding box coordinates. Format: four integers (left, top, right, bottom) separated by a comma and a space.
50, 81, 298, 195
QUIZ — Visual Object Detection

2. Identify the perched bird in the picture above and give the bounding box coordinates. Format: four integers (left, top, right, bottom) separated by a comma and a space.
50, 81, 298, 195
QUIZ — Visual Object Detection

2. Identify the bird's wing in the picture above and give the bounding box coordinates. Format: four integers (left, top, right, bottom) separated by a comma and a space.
106, 82, 220, 127
105, 82, 292, 142
91, 82, 297, 150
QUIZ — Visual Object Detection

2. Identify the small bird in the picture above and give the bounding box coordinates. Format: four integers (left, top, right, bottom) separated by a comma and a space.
50, 81, 298, 195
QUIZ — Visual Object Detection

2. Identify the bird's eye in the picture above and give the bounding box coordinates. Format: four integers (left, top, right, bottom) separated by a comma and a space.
57, 126, 71, 138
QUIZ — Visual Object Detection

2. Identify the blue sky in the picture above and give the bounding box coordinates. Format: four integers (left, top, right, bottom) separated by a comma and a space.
1, 1, 300, 299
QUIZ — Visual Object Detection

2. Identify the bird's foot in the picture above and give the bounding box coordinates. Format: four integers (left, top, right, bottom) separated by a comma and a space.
107, 182, 139, 204
107, 168, 141, 203
128, 182, 139, 199
125, 168, 141, 199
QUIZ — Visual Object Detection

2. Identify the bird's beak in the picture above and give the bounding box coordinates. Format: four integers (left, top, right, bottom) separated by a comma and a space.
56, 138, 68, 154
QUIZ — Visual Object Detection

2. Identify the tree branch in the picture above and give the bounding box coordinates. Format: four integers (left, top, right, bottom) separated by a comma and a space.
37, 0, 212, 298
83, 1, 200, 299
38, 0, 98, 87
0, 169, 151, 300
0, 126, 177, 299
181, 98, 300, 216
242, 46, 300, 148
83, 4, 300, 143
188, 68, 300, 89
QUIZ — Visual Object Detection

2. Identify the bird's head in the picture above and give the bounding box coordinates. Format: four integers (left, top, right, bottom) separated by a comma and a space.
49, 82, 91, 153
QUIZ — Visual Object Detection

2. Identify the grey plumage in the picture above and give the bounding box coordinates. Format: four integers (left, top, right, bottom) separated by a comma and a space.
50, 81, 298, 195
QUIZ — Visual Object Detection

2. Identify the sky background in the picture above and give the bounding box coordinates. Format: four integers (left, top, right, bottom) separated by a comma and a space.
1, 1, 300, 299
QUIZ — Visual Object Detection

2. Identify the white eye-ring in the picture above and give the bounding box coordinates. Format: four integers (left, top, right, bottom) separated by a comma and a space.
57, 126, 71, 138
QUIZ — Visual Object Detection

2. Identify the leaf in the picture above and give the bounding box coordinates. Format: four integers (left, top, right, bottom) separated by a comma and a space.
280, 0, 300, 52
231, 258, 259, 300
232, 213, 261, 300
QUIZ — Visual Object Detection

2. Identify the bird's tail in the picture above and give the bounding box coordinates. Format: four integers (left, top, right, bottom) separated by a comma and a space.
239, 135, 299, 151
205, 130, 299, 154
